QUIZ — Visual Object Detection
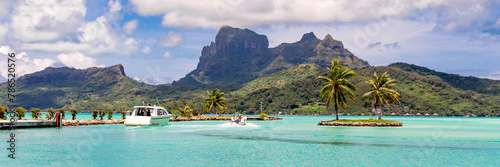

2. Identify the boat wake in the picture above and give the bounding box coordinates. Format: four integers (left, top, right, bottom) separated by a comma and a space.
217, 122, 260, 128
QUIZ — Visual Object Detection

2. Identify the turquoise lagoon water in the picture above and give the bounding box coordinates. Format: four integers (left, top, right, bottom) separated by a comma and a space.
1, 115, 500, 166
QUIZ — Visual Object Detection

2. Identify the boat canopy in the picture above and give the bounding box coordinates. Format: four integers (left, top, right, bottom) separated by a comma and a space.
131, 106, 170, 117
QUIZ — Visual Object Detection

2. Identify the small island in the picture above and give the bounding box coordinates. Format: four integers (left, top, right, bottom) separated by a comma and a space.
318, 119, 402, 127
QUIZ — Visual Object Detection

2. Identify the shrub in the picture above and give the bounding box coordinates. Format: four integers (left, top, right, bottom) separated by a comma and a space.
58, 108, 66, 119
259, 113, 268, 119
15, 107, 27, 119
70, 109, 78, 120
92, 110, 99, 120
171, 110, 181, 119
107, 110, 113, 120
30, 108, 41, 120
0, 106, 8, 120
121, 111, 127, 119
192, 110, 200, 116
99, 110, 106, 120
46, 108, 56, 120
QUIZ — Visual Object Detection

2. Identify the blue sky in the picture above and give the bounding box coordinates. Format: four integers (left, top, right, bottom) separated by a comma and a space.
0, 0, 499, 84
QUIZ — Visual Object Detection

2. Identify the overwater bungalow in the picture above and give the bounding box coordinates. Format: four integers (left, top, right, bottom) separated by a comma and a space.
432, 113, 439, 117
404, 113, 411, 116
391, 113, 396, 116
424, 113, 430, 117
416, 113, 422, 116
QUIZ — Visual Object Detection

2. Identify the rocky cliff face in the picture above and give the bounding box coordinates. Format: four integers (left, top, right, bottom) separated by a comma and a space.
173, 26, 370, 86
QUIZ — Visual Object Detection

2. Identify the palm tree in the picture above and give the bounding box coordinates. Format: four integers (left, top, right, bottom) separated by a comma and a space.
92, 110, 99, 120
46, 108, 56, 120
99, 110, 106, 120
107, 110, 113, 120
180, 106, 193, 118
204, 89, 227, 117
70, 109, 78, 120
30, 108, 41, 120
14, 107, 27, 120
317, 59, 357, 120
58, 108, 66, 119
0, 106, 7, 120
120, 111, 127, 119
362, 72, 400, 120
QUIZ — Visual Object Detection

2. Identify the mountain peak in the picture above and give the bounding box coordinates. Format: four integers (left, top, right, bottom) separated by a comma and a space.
300, 32, 318, 42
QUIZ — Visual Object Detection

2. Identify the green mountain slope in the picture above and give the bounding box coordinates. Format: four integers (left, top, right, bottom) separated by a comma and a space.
173, 26, 369, 86
223, 63, 500, 116
0, 64, 155, 111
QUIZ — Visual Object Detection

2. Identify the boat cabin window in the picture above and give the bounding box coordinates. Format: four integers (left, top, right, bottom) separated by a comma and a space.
157, 109, 168, 116
135, 108, 152, 116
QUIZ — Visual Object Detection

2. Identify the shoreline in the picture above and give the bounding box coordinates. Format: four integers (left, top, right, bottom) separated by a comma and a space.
318, 120, 403, 127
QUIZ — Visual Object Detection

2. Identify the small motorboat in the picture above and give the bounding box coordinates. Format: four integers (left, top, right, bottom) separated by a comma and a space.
230, 114, 247, 125
124, 105, 172, 126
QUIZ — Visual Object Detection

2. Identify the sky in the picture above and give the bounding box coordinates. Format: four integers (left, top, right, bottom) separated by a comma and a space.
0, 0, 499, 84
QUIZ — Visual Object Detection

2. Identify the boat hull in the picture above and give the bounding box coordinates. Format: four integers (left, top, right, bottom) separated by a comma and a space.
124, 115, 171, 126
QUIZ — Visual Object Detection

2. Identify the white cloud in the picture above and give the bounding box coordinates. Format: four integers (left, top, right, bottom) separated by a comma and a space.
141, 46, 151, 54
162, 51, 172, 58
130, 0, 448, 29
158, 31, 182, 47
486, 71, 500, 80
123, 19, 138, 35
0, 46, 56, 79
57, 52, 96, 69
3, 0, 138, 56
10, 0, 86, 42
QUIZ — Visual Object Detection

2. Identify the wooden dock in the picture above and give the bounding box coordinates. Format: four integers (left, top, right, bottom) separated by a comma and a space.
0, 120, 57, 129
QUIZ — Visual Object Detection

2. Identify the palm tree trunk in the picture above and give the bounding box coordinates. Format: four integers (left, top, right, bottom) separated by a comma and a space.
378, 103, 382, 120
335, 105, 339, 120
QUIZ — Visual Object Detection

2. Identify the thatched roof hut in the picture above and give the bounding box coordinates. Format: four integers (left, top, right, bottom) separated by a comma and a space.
424, 113, 430, 116
404, 113, 411, 116
432, 113, 439, 116
391, 113, 396, 116
416, 113, 422, 116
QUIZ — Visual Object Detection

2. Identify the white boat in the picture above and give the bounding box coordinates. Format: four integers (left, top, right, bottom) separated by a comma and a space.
124, 105, 172, 126
230, 115, 247, 126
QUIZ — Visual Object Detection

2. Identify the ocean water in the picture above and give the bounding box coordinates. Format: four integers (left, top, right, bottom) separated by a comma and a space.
1, 116, 499, 166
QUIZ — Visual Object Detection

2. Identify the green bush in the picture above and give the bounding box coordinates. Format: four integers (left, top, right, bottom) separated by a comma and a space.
121, 111, 127, 119
70, 109, 78, 120
92, 110, 99, 120
107, 110, 113, 120
15, 107, 27, 119
46, 108, 56, 120
30, 108, 41, 120
259, 113, 268, 118
99, 110, 106, 120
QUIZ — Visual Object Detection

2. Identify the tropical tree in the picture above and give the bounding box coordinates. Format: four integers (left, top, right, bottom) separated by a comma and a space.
58, 108, 66, 119
171, 110, 181, 119
120, 111, 127, 119
92, 110, 99, 120
46, 108, 56, 120
317, 59, 357, 120
14, 107, 27, 120
107, 110, 113, 120
30, 108, 41, 120
0, 106, 8, 120
99, 110, 106, 120
204, 89, 227, 117
70, 109, 78, 120
362, 72, 400, 120
180, 106, 193, 118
